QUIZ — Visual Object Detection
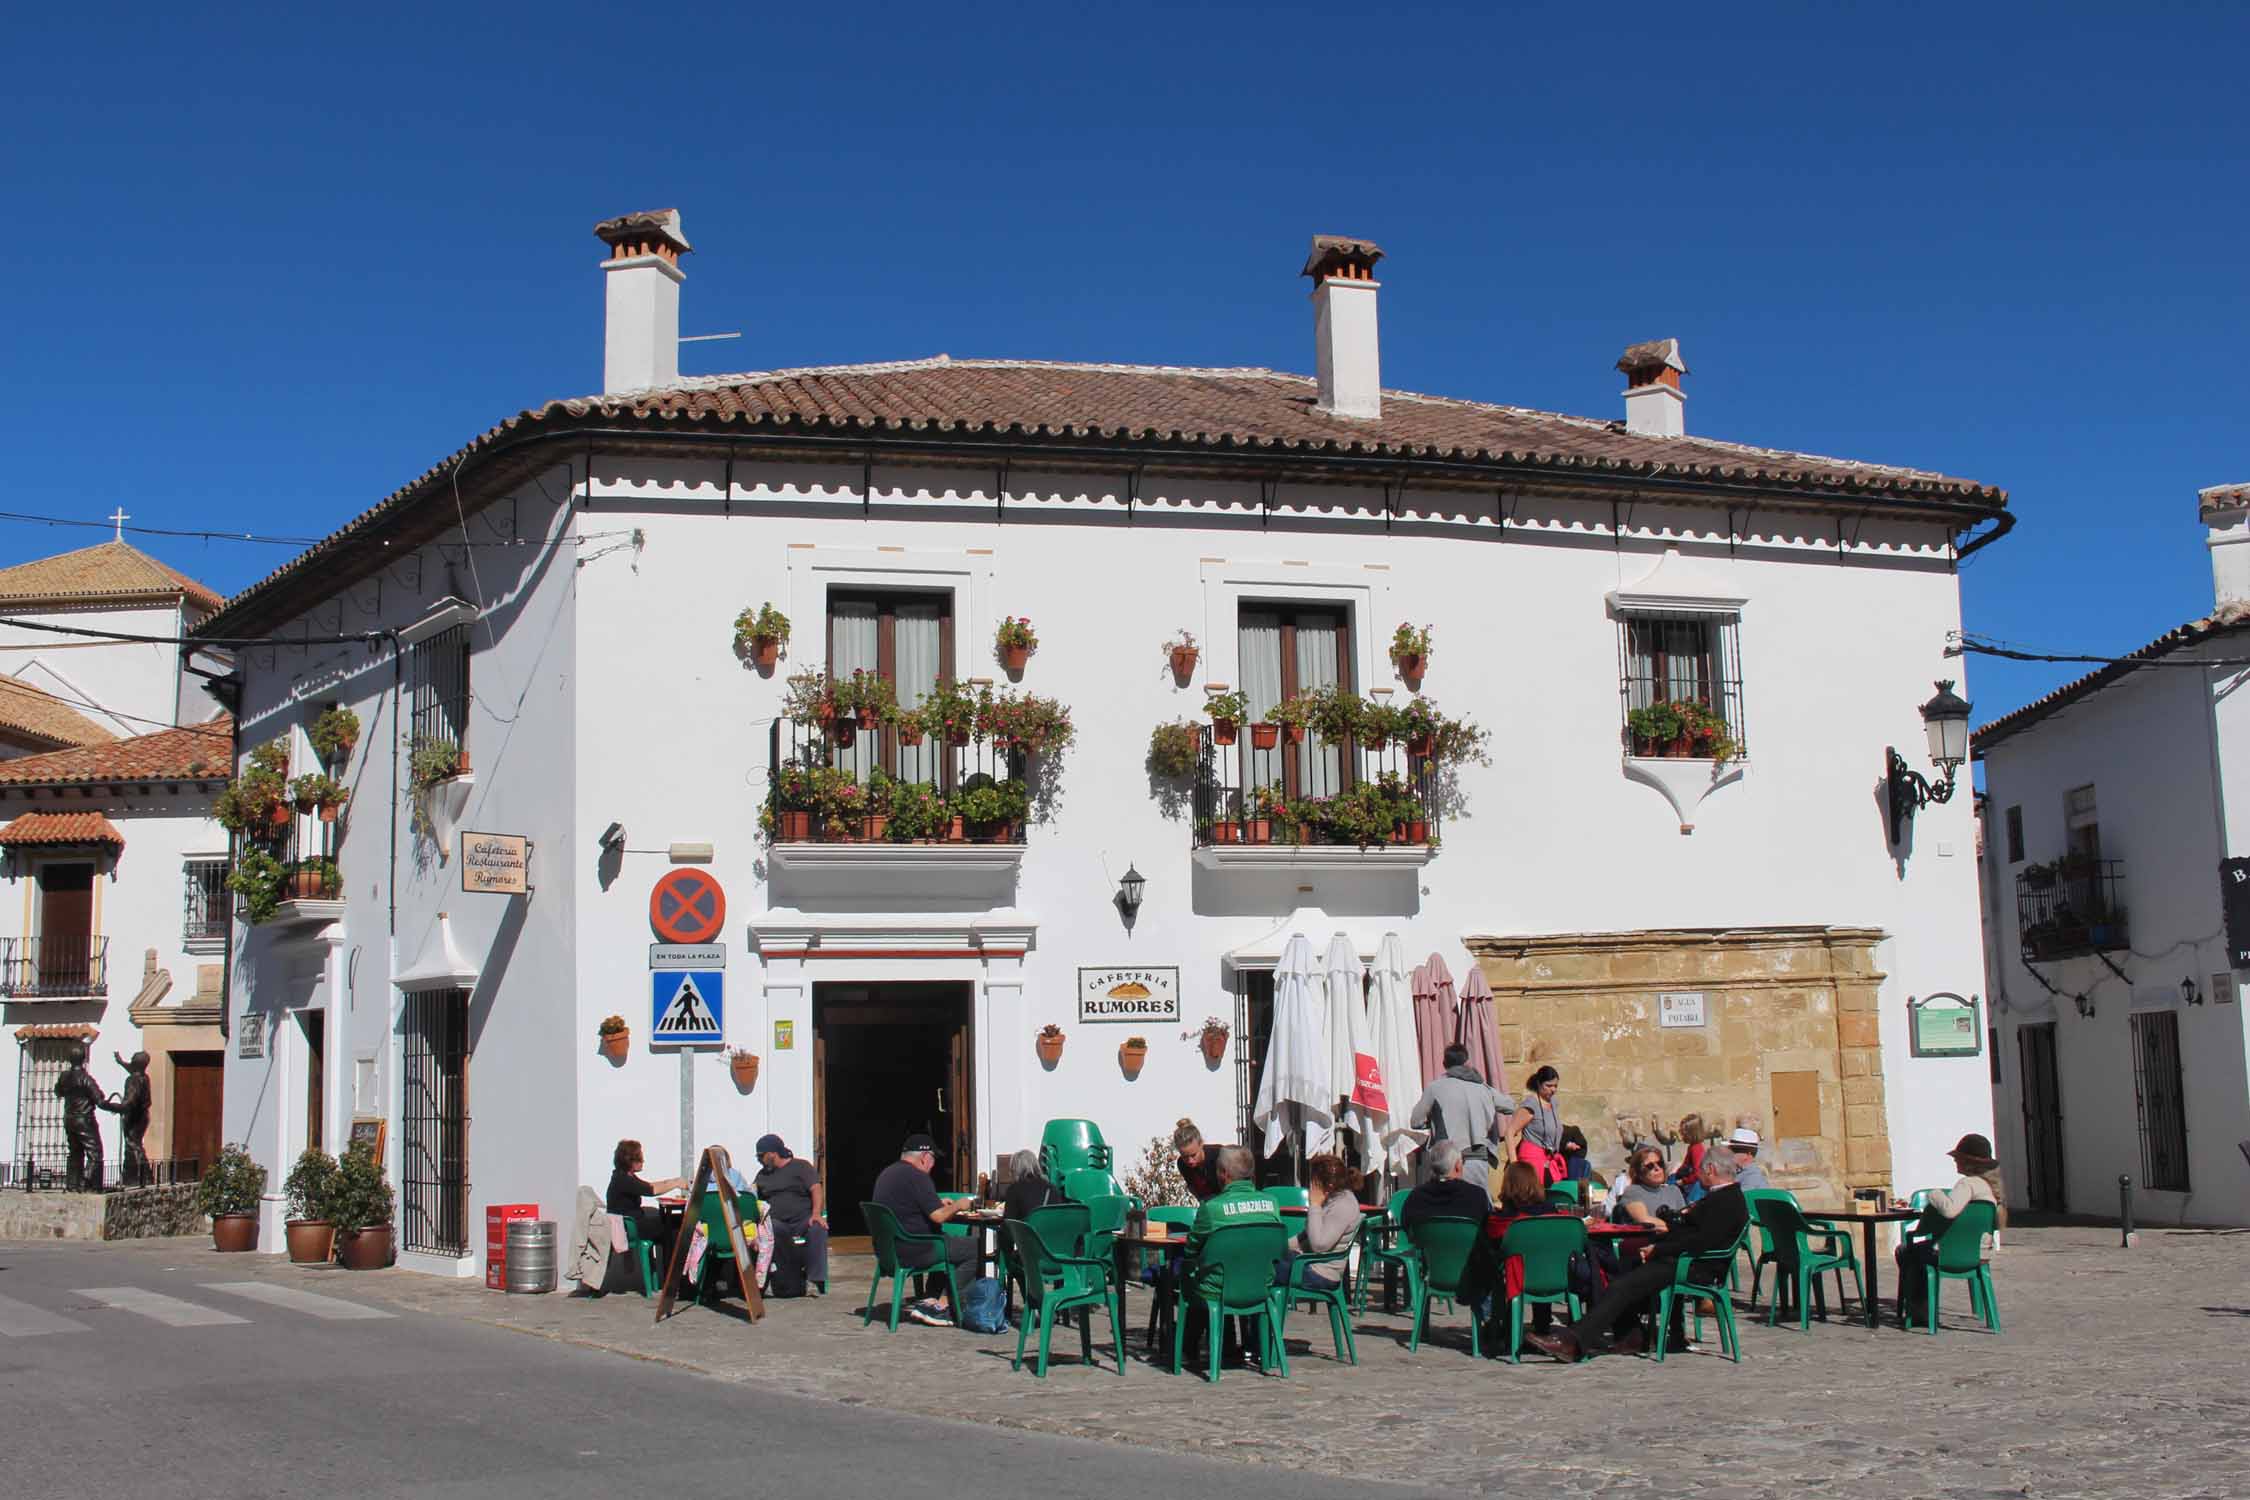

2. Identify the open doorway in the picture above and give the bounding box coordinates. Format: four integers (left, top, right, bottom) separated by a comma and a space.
814, 982, 973, 1238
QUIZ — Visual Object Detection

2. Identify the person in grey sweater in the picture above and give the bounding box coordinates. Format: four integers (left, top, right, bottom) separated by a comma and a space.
1410, 1044, 1513, 1191
1276, 1154, 1366, 1290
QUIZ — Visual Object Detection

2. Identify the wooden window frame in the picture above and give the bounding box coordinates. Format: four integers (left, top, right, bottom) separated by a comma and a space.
826, 588, 956, 785
1239, 602, 1354, 800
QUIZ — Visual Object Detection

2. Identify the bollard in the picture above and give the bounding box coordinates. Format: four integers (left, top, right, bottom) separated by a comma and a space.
2118, 1174, 2135, 1248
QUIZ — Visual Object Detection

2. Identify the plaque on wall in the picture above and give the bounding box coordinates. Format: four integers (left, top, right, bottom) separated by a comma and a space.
236, 1012, 265, 1059
1077, 966, 1181, 1024
1908, 992, 1981, 1057
1657, 991, 1707, 1028
2223, 858, 2250, 968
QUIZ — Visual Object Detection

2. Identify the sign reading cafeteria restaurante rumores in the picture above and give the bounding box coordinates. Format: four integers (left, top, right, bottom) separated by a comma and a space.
460, 831, 533, 894
1077, 966, 1181, 1024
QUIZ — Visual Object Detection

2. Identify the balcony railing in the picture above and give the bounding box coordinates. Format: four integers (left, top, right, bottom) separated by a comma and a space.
766, 719, 1028, 846
2016, 857, 2128, 963
0, 936, 109, 998
1190, 725, 1439, 851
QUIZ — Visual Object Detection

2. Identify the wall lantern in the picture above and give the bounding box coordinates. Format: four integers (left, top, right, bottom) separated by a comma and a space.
1115, 865, 1146, 919
2073, 990, 2097, 1019
2180, 975, 2205, 1007
1885, 679, 1972, 845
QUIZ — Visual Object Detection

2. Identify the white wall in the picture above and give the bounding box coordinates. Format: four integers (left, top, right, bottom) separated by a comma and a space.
0, 600, 206, 736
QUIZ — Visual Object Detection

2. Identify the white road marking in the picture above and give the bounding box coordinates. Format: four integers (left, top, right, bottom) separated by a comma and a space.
0, 1293, 90, 1337
200, 1281, 394, 1320
73, 1286, 249, 1327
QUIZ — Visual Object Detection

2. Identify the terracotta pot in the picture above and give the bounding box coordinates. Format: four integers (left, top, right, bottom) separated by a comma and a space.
865, 814, 889, 840
823, 821, 860, 844
1035, 1034, 1065, 1065
455, 748, 470, 773
730, 1054, 760, 1089
1200, 1029, 1230, 1064
318, 802, 341, 823
777, 810, 812, 841
1406, 733, 1434, 758
899, 727, 925, 747
295, 796, 317, 814
752, 638, 781, 668
1395, 652, 1426, 682
212, 1213, 259, 1253
1667, 734, 1694, 758
288, 868, 331, 900
1119, 1042, 1148, 1077
829, 719, 857, 749
1401, 819, 1430, 843
599, 1030, 630, 1060
855, 706, 878, 730
1001, 644, 1031, 672
269, 803, 291, 828
285, 1219, 336, 1264
1169, 646, 1199, 680
1295, 823, 1313, 846
336, 1225, 394, 1271
1210, 820, 1240, 845
1250, 722, 1279, 750
1212, 718, 1238, 747
947, 729, 970, 748
946, 815, 966, 841
1244, 817, 1272, 845
1284, 725, 1306, 745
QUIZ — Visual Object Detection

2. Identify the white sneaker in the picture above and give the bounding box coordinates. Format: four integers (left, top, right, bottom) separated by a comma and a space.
906, 1300, 954, 1327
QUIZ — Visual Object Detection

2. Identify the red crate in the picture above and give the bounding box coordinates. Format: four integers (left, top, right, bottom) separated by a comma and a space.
484, 1202, 539, 1289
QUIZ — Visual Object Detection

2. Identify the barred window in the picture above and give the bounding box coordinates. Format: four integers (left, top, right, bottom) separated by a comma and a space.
409, 624, 472, 766
183, 856, 229, 946
1618, 612, 1747, 755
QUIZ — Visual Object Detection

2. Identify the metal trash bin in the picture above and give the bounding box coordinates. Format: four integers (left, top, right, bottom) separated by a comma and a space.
504, 1219, 558, 1294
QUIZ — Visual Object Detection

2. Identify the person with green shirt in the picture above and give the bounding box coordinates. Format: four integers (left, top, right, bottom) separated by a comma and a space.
1179, 1144, 1280, 1368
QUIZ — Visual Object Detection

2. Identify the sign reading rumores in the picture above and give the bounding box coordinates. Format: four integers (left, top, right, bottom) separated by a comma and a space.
1077, 967, 1181, 1024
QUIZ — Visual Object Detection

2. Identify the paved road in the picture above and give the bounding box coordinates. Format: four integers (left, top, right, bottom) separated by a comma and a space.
0, 1241, 1423, 1499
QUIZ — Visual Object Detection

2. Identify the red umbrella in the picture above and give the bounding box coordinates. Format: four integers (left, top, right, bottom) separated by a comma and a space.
1458, 965, 1504, 1089
1415, 953, 1458, 1086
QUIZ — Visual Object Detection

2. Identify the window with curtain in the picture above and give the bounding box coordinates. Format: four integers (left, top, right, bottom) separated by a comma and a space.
1620, 612, 1746, 750
828, 591, 952, 786
1238, 603, 1351, 798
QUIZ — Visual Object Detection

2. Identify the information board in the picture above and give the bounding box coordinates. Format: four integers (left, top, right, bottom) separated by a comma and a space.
1908, 992, 1982, 1058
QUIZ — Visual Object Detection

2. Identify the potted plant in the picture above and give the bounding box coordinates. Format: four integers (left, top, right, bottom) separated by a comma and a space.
1148, 720, 1201, 780
863, 769, 897, 840
781, 667, 834, 729
598, 1014, 630, 1060
283, 1147, 339, 1264
216, 763, 289, 840
1205, 689, 1246, 748
197, 1142, 268, 1252
1197, 1017, 1230, 1065
226, 849, 288, 925
728, 1048, 760, 1090
921, 678, 978, 747
2021, 861, 2057, 891
1246, 785, 1286, 845
1165, 630, 1198, 682
250, 739, 291, 776
895, 704, 926, 747
1119, 1035, 1149, 1077
290, 772, 348, 820
886, 779, 949, 842
769, 762, 819, 842
1250, 717, 1280, 751
331, 1141, 395, 1271
287, 857, 341, 901
410, 735, 465, 790
1035, 1023, 1065, 1065
984, 692, 1075, 758
310, 706, 361, 765
996, 616, 1038, 672
1304, 683, 1365, 746
955, 776, 1027, 843
1382, 771, 1429, 843
1359, 699, 1405, 751
1272, 694, 1315, 746
1428, 704, 1493, 769
814, 768, 868, 841
1391, 622, 1433, 682
733, 602, 791, 667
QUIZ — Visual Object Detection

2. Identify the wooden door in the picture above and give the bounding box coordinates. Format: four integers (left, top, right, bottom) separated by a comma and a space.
37, 862, 93, 991
946, 1025, 973, 1192
811, 1029, 827, 1222
300, 1011, 325, 1153
171, 1051, 223, 1174
2017, 1023, 2065, 1212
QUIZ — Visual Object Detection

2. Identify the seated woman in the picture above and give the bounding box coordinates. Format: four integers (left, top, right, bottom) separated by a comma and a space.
1483, 1161, 1568, 1337
1897, 1133, 2006, 1322
1614, 1144, 1686, 1228
607, 1138, 689, 1267
1275, 1154, 1364, 1291
1557, 1125, 1594, 1183
1001, 1148, 1065, 1220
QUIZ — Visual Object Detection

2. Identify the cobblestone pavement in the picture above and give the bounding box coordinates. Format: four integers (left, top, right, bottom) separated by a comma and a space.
65, 1226, 2250, 1498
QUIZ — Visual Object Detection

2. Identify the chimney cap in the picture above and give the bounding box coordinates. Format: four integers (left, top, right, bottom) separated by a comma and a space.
1616, 338, 1688, 383
1302, 235, 1385, 280
2199, 482, 2250, 522
594, 208, 692, 257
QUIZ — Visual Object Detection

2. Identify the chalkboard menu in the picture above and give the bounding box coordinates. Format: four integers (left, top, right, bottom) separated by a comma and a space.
2222, 858, 2250, 969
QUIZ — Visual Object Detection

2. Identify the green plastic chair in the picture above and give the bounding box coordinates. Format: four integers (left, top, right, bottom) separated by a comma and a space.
688, 1191, 760, 1304
618, 1214, 660, 1298
1004, 1220, 1126, 1377
1025, 1201, 1093, 1258
860, 1201, 964, 1331
1170, 1221, 1291, 1382
1264, 1185, 1310, 1210
1275, 1244, 1358, 1365
1545, 1180, 1586, 1206
1753, 1195, 1863, 1330
1495, 1215, 1587, 1363
1038, 1119, 1112, 1180
1740, 1188, 1840, 1304
1405, 1216, 1487, 1356
1653, 1228, 1749, 1362
1083, 1194, 1131, 1263
1062, 1167, 1122, 1203
1353, 1187, 1417, 1314
1905, 1200, 2000, 1334
1900, 1189, 1939, 1248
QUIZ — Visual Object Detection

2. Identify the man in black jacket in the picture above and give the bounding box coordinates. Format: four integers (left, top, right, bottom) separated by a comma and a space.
1532, 1149, 1748, 1361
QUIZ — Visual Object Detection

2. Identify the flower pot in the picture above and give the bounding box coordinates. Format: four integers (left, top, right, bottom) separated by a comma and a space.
865, 814, 889, 840
1394, 652, 1426, 682
285, 1219, 336, 1264
1284, 725, 1307, 745
1250, 723, 1280, 750
1210, 820, 1240, 845
829, 719, 857, 749
1001, 644, 1031, 672
855, 706, 877, 730
336, 1225, 394, 1271
946, 729, 970, 748
1200, 1030, 1229, 1064
777, 810, 812, 841
1170, 646, 1199, 681
946, 815, 966, 841
899, 727, 925, 747
752, 638, 781, 668
268, 803, 291, 829
1244, 817, 1272, 845
318, 801, 341, 823
287, 868, 333, 900
1406, 733, 1434, 758
295, 796, 317, 814
212, 1213, 259, 1253
823, 822, 860, 844
730, 1054, 761, 1089
1212, 718, 1238, 747
1400, 818, 1429, 843
599, 1030, 630, 1060
1362, 733, 1387, 751
1035, 1034, 1065, 1065
1119, 1042, 1148, 1077
1295, 822, 1313, 846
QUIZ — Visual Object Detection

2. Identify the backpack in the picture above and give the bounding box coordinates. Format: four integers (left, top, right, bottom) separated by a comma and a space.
959, 1275, 1009, 1334
766, 1231, 810, 1298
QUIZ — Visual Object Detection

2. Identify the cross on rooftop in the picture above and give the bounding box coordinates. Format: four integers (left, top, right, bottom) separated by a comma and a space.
108, 508, 130, 541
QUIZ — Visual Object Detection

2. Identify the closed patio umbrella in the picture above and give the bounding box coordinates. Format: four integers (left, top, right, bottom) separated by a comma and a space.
1369, 934, 1424, 1179
1458, 965, 1504, 1091
1253, 933, 1331, 1160
1416, 953, 1459, 1084
1324, 932, 1377, 1164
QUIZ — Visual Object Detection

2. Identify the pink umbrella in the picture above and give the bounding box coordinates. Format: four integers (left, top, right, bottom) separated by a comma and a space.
1414, 954, 1458, 1086
1458, 965, 1504, 1090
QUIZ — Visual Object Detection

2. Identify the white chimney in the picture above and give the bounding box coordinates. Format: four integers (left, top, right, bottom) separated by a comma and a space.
1303, 235, 1383, 420
2200, 483, 2250, 609
1617, 338, 1688, 438
594, 209, 691, 393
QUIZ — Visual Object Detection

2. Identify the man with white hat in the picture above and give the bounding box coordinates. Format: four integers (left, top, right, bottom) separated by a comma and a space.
1725, 1127, 1771, 1192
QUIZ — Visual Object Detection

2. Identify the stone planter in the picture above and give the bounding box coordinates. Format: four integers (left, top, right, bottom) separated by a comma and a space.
212, 1212, 259, 1253
336, 1225, 393, 1270
285, 1219, 336, 1264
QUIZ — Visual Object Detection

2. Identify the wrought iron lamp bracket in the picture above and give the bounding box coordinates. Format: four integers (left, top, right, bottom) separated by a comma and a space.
1885, 745, 1959, 845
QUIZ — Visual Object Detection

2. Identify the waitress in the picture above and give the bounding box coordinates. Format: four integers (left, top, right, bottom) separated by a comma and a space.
1507, 1067, 1568, 1185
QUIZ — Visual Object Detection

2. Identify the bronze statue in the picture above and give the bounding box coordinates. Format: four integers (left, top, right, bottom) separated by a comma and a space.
54, 1044, 104, 1192
101, 1051, 151, 1186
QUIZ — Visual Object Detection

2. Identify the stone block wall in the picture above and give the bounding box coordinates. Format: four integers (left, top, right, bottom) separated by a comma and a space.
103, 1184, 207, 1240
1467, 925, 1892, 1207
0, 1192, 107, 1242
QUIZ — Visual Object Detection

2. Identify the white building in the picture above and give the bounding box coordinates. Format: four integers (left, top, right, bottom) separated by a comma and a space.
0, 541, 232, 1186
1975, 481, 2250, 1226
205, 212, 2009, 1276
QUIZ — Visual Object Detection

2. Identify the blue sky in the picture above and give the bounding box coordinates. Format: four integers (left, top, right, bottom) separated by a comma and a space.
3, 3, 2243, 724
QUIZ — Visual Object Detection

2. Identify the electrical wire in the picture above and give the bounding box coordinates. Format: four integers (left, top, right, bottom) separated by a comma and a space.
0, 506, 641, 551
1955, 639, 2250, 669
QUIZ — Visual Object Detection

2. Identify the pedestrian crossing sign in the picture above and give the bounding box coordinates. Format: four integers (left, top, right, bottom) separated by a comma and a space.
650, 969, 724, 1046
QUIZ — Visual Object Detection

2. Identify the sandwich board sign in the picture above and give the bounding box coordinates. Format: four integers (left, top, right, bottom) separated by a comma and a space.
650, 969, 724, 1046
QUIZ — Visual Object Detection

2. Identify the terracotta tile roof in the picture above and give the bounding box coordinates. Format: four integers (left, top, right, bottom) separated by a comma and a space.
0, 717, 230, 787
199, 358, 2008, 639
13, 1022, 99, 1040
0, 810, 126, 847
0, 540, 224, 614
2200, 482, 2250, 521
0, 676, 117, 751
1972, 606, 2250, 756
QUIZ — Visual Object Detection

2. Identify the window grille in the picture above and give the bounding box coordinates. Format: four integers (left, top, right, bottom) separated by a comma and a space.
2129, 1009, 2190, 1192
408, 624, 472, 764
1616, 613, 1747, 752
400, 989, 470, 1256
183, 857, 230, 944
13, 1038, 72, 1178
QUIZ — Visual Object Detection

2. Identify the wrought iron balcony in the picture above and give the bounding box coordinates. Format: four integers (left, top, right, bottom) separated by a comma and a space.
2016, 857, 2128, 963
765, 719, 1028, 846
0, 935, 110, 999
1189, 725, 1439, 854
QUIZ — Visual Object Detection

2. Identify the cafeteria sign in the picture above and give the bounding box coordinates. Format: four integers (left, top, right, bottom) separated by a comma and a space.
461, 831, 533, 894
1077, 966, 1181, 1024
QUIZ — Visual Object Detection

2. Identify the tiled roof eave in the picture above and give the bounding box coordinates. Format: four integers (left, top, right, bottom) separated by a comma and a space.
1973, 615, 2250, 755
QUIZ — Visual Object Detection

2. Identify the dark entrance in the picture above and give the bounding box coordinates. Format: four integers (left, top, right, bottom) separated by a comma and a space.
299, 1010, 325, 1154
2017, 1022, 2065, 1212
814, 982, 972, 1237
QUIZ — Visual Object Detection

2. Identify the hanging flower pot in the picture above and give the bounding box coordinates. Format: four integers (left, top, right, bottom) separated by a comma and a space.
829, 719, 858, 749
1394, 652, 1426, 682
598, 1018, 630, 1060
855, 705, 878, 730
1250, 722, 1279, 751
752, 637, 781, 668
729, 1051, 760, 1090
1406, 732, 1434, 758
1284, 725, 1307, 746
1035, 1025, 1065, 1065
318, 801, 342, 824
1199, 1022, 1230, 1065
1169, 645, 1199, 681
269, 802, 292, 829
1001, 644, 1029, 672
1212, 718, 1238, 747
1119, 1038, 1148, 1077
899, 723, 925, 747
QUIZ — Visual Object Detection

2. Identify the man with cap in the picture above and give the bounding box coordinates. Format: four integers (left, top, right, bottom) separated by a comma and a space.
753, 1135, 828, 1294
1724, 1127, 1771, 1192
872, 1133, 972, 1325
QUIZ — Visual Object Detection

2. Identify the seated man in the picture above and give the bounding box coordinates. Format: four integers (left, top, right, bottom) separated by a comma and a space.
1402, 1141, 1491, 1226
1532, 1148, 1747, 1361
1180, 1144, 1279, 1366
871, 1133, 972, 1326
1725, 1127, 1771, 1192
753, 1134, 829, 1295
1611, 1144, 1685, 1228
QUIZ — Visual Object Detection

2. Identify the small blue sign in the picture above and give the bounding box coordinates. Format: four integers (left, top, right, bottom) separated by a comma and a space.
650, 969, 724, 1046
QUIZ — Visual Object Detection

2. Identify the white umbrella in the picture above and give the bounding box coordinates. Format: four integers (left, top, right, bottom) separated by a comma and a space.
1253, 933, 1331, 1159
1369, 933, 1424, 1179
1324, 932, 1375, 1164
